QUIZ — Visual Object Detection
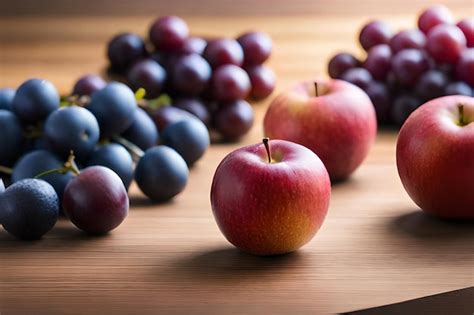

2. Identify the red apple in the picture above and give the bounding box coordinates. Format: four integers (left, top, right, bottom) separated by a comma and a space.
263, 79, 377, 181
210, 139, 331, 256
396, 95, 474, 218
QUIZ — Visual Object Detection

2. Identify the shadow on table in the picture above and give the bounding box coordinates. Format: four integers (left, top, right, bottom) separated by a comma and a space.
389, 210, 474, 239
129, 195, 177, 208
165, 247, 306, 284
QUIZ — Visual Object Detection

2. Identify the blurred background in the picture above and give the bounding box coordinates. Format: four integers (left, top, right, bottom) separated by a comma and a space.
0, 0, 471, 93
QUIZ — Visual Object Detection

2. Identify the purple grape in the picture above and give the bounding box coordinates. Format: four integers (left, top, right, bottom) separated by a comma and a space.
214, 100, 254, 142
364, 82, 391, 125
340, 67, 373, 90
126, 59, 167, 99
203, 39, 244, 69
328, 53, 360, 79
426, 24, 467, 64
418, 5, 454, 34
237, 31, 272, 65
457, 17, 474, 48
389, 29, 427, 53
149, 16, 189, 52
245, 64, 276, 100
212, 64, 251, 102
107, 33, 147, 72
414, 70, 449, 101
63, 166, 129, 235
363, 44, 392, 80
72, 74, 106, 96
455, 48, 474, 86
171, 54, 212, 96
179, 37, 207, 55
359, 21, 392, 51
391, 49, 430, 86
148, 106, 196, 132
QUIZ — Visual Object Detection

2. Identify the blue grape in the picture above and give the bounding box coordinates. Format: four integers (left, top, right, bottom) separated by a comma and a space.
161, 119, 210, 166
0, 88, 15, 111
44, 106, 100, 161
122, 107, 159, 150
0, 110, 23, 166
135, 146, 188, 202
87, 82, 137, 138
12, 79, 59, 123
0, 179, 59, 240
86, 144, 134, 190
12, 150, 74, 200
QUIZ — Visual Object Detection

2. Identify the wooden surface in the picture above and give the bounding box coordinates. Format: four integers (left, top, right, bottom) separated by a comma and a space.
1, 2, 473, 314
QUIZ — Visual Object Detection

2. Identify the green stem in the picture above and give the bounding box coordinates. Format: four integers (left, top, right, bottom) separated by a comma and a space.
34, 151, 81, 179
112, 135, 145, 161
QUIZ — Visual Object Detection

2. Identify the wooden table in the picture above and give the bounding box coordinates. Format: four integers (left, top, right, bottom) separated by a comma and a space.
1, 2, 473, 314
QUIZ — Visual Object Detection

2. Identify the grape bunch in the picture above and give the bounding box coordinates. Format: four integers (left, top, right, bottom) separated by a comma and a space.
327, 5, 473, 127
0, 77, 209, 240
75, 15, 275, 142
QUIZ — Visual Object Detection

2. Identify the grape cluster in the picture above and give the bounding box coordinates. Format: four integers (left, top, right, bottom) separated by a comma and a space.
88, 15, 275, 142
328, 5, 473, 127
0, 77, 209, 240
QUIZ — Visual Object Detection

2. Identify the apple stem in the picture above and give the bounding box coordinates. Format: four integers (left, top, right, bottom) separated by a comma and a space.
314, 82, 319, 97
263, 138, 271, 163
0, 165, 13, 175
458, 104, 466, 126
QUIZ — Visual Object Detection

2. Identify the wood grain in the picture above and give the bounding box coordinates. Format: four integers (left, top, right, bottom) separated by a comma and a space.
1, 3, 473, 314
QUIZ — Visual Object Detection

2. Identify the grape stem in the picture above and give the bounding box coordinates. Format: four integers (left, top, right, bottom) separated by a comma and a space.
0, 165, 13, 175
61, 95, 90, 107
263, 138, 271, 163
34, 151, 81, 179
112, 135, 144, 162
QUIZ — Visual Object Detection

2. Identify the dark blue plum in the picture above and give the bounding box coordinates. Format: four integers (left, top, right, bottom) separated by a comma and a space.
72, 74, 107, 96
86, 144, 134, 190
0, 88, 15, 110
12, 150, 74, 201
107, 33, 147, 72
44, 106, 100, 161
0, 179, 59, 240
127, 59, 167, 99
161, 119, 210, 166
122, 107, 159, 150
87, 82, 137, 138
135, 146, 188, 202
0, 110, 23, 166
12, 79, 59, 123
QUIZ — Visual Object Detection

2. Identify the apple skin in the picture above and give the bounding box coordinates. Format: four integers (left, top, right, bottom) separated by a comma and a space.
396, 95, 474, 219
263, 79, 377, 182
210, 139, 331, 256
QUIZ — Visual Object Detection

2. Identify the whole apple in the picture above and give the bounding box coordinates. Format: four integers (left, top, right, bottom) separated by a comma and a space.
396, 95, 474, 218
263, 79, 377, 182
210, 138, 331, 256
